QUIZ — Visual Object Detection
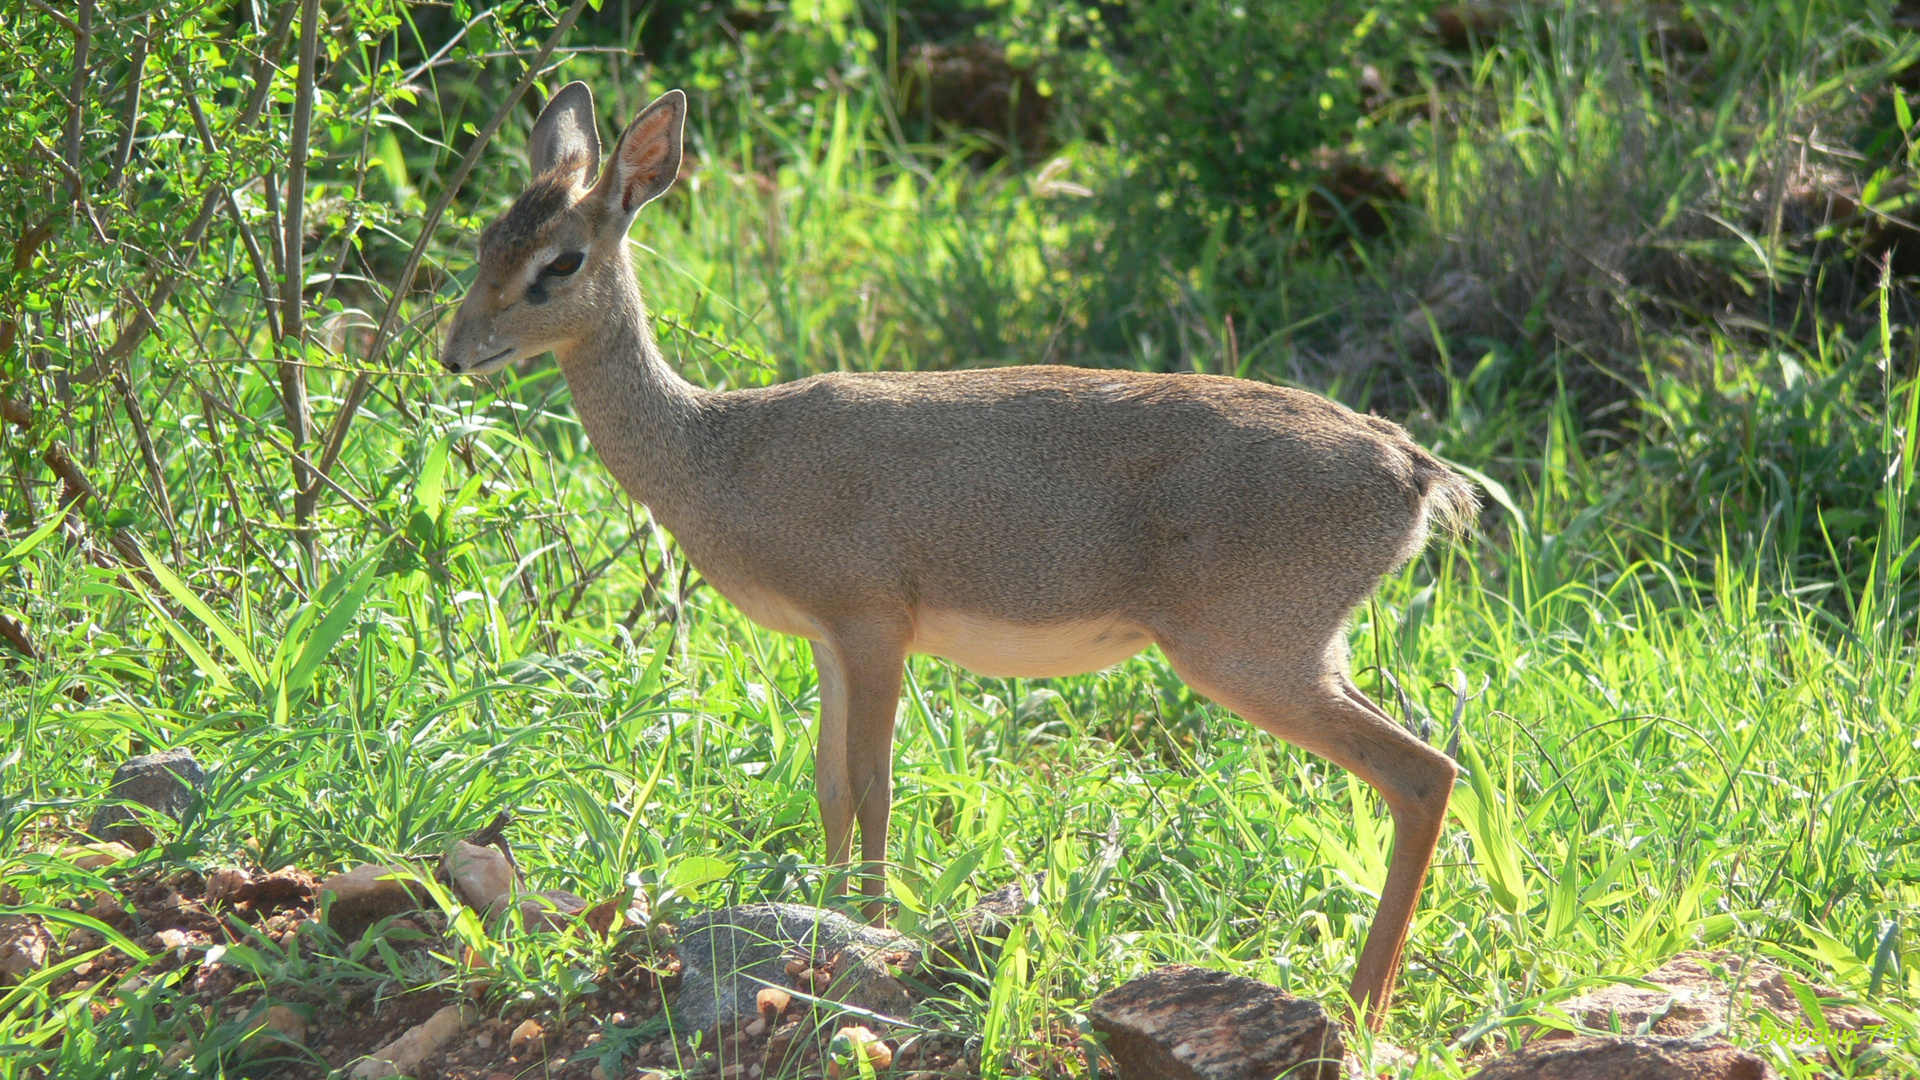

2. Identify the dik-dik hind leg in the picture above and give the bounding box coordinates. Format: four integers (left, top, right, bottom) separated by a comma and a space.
1159, 639, 1457, 1031
811, 622, 907, 913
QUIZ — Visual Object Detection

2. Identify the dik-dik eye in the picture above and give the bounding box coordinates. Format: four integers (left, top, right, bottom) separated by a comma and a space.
541, 251, 584, 277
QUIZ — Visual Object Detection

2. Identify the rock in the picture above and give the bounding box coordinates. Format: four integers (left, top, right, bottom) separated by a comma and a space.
1468, 1035, 1777, 1079
204, 868, 254, 905
60, 841, 136, 871
516, 888, 588, 931
1088, 964, 1342, 1080
923, 880, 1027, 980
1551, 951, 1884, 1039
672, 903, 921, 1034
318, 863, 426, 939
350, 1003, 475, 1078
443, 841, 516, 914
585, 887, 648, 937
510, 1017, 543, 1052
243, 1004, 308, 1058
88, 748, 206, 850
0, 915, 53, 980
826, 1025, 892, 1077
758, 987, 793, 1023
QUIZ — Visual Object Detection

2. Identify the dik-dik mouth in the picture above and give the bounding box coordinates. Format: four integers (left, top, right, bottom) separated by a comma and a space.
449, 347, 513, 375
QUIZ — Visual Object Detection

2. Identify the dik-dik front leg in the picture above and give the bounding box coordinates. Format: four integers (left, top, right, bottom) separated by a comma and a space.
811, 621, 907, 914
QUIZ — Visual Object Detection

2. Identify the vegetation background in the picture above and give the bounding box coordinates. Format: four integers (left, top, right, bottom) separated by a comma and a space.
3, 0, 1920, 1076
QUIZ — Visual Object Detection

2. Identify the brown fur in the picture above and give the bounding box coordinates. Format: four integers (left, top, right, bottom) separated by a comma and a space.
441, 85, 1478, 1031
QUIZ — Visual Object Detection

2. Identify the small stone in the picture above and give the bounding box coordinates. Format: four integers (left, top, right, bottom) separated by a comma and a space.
243, 1004, 307, 1058
757, 987, 791, 1022
590, 1067, 609, 1080
1467, 1035, 1778, 1079
509, 1018, 543, 1052
585, 887, 647, 937
825, 1025, 893, 1075
443, 841, 516, 914
0, 916, 53, 980
318, 863, 426, 938
474, 1031, 493, 1049
637, 1073, 667, 1080
204, 868, 254, 905
785, 957, 808, 977
88, 748, 206, 850
61, 841, 137, 871
745, 1016, 767, 1038
350, 1003, 475, 1079
516, 889, 588, 931
161, 1042, 191, 1068
1089, 964, 1342, 1080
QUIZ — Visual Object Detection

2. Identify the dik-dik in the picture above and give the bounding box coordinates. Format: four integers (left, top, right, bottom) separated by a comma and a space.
441, 83, 1477, 1028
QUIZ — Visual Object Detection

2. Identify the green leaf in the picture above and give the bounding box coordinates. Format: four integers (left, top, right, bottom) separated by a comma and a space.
667, 855, 735, 893
1449, 733, 1530, 915
128, 580, 235, 693
283, 552, 383, 697
927, 844, 988, 908
2, 512, 67, 566
140, 547, 266, 687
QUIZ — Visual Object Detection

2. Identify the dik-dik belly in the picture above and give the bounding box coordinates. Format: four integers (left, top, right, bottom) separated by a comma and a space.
910, 609, 1150, 677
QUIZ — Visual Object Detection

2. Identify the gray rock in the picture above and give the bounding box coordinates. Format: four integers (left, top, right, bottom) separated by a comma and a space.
923, 880, 1027, 980
88, 748, 206, 850
1089, 964, 1342, 1080
1548, 950, 1883, 1039
1468, 1036, 1777, 1080
0, 915, 53, 981
672, 903, 919, 1035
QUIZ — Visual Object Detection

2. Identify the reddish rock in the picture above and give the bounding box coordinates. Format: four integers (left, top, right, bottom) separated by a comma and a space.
1468, 1036, 1776, 1079
1088, 964, 1341, 1080
515, 888, 587, 931
318, 863, 426, 938
443, 841, 516, 914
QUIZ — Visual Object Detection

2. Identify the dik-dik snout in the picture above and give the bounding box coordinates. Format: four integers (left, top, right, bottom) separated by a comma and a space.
440, 235, 594, 375
440, 83, 685, 376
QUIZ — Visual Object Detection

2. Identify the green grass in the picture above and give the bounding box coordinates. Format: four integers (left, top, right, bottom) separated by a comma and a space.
3, 0, 1920, 1076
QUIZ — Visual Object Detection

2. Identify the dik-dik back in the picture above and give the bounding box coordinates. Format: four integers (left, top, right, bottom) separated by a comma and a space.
688, 364, 1472, 639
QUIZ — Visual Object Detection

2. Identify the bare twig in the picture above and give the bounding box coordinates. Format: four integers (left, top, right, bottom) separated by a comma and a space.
94, 1, 296, 372
279, 0, 320, 459
301, 0, 596, 521
179, 82, 282, 340
105, 19, 149, 194
65, 0, 93, 195
0, 613, 39, 662
21, 0, 76, 34
109, 371, 182, 561
27, 139, 110, 247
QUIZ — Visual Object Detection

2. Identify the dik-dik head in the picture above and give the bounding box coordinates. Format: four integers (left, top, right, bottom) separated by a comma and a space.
440, 84, 684, 375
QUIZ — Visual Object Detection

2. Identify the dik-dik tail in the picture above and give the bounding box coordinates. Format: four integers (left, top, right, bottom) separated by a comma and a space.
1414, 452, 1480, 541
1364, 413, 1479, 556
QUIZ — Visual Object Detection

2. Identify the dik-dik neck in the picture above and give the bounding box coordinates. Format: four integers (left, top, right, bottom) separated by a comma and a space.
552, 257, 709, 520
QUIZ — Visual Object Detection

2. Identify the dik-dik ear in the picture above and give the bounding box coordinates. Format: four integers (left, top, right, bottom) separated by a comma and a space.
592, 89, 686, 219
528, 81, 600, 183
